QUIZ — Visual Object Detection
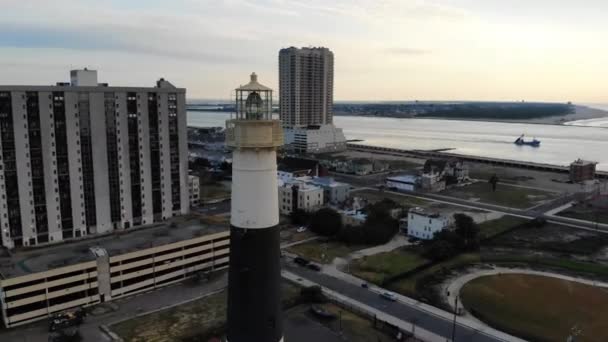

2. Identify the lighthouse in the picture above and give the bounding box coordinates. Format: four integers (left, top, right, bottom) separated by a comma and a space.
226, 73, 284, 342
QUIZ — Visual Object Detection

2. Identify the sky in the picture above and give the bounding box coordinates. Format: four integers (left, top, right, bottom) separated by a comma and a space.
1, 0, 607, 102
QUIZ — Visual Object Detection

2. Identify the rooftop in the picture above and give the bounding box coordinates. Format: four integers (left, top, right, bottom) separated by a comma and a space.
571, 159, 598, 166
387, 174, 419, 183
277, 157, 319, 174
235, 72, 271, 91
340, 209, 367, 221
0, 216, 227, 279
0, 69, 183, 92
409, 207, 443, 218
309, 177, 348, 188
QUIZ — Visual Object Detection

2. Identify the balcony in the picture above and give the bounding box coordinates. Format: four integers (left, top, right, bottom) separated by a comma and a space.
225, 119, 283, 149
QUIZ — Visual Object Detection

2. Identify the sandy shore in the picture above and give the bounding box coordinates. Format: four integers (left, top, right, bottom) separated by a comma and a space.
335, 105, 608, 126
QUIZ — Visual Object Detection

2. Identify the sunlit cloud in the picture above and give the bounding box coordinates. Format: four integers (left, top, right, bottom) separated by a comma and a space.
0, 0, 606, 102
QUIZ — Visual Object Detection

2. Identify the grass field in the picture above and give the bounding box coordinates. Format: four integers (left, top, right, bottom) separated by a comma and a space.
352, 189, 430, 208
478, 215, 528, 239
388, 253, 480, 298
112, 289, 227, 342
350, 249, 429, 284
482, 254, 608, 278
461, 274, 608, 342
558, 202, 608, 225
441, 182, 556, 209
112, 282, 300, 342
287, 241, 365, 264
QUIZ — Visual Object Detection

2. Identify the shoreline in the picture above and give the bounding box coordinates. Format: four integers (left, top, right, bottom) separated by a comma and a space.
333, 105, 608, 127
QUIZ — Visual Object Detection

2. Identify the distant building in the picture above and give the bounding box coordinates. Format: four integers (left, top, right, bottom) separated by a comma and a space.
422, 159, 469, 185
309, 177, 350, 204
277, 156, 319, 181
419, 173, 446, 192
0, 70, 189, 249
569, 159, 597, 183
188, 175, 200, 207
386, 175, 419, 192
278, 180, 324, 215
406, 207, 452, 240
284, 125, 347, 153
279, 47, 346, 153
335, 158, 387, 175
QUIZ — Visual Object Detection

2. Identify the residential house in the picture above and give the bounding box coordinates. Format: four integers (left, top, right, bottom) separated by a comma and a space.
278, 180, 324, 215
406, 207, 452, 240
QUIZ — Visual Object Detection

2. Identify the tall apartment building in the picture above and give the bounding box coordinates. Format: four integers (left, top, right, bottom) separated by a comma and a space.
0, 70, 189, 249
279, 47, 346, 153
279, 47, 334, 127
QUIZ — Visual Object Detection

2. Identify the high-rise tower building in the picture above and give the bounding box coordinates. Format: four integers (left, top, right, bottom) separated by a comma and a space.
226, 73, 284, 342
0, 70, 189, 249
279, 47, 334, 127
279, 47, 346, 153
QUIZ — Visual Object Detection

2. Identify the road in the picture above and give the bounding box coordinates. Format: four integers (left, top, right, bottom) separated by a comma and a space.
285, 263, 513, 342
351, 187, 608, 234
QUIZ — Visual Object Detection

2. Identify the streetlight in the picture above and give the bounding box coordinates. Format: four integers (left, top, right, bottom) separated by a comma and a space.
451, 296, 458, 342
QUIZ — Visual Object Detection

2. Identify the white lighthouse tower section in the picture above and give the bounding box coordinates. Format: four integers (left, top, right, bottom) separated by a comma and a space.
231, 149, 279, 229
226, 72, 284, 342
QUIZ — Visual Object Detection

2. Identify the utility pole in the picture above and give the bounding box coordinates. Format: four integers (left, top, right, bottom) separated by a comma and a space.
451, 296, 458, 342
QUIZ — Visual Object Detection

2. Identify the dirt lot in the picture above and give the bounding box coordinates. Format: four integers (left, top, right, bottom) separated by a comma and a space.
468, 163, 584, 193
461, 274, 608, 342
286, 303, 400, 342
557, 194, 608, 225
287, 240, 365, 264
440, 181, 558, 209
111, 282, 301, 342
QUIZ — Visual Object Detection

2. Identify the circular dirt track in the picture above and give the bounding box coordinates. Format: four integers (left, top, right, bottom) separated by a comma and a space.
460, 273, 608, 341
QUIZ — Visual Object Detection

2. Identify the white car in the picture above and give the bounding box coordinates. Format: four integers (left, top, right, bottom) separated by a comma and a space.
296, 226, 307, 233
380, 291, 397, 301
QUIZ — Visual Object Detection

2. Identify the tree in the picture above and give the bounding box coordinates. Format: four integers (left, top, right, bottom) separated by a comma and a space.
220, 161, 232, 171
189, 157, 211, 171
362, 199, 400, 245
423, 240, 457, 261
309, 208, 342, 236
289, 208, 310, 226
337, 199, 400, 245
453, 213, 480, 250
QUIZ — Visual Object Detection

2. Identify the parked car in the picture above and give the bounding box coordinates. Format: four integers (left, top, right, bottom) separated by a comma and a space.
380, 291, 397, 302
49, 308, 86, 332
296, 226, 307, 233
294, 257, 310, 266
307, 263, 321, 271
361, 282, 369, 288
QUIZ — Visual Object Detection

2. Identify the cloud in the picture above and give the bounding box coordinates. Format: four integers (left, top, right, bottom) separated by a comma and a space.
385, 47, 431, 55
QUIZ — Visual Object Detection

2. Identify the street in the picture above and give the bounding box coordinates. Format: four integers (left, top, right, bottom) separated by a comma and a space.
285, 263, 511, 342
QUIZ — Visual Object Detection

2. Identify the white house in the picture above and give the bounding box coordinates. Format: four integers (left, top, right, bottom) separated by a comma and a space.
278, 180, 324, 215
407, 207, 452, 240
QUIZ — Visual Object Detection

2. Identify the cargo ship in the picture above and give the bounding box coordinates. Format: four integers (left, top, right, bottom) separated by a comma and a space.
514, 134, 540, 147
